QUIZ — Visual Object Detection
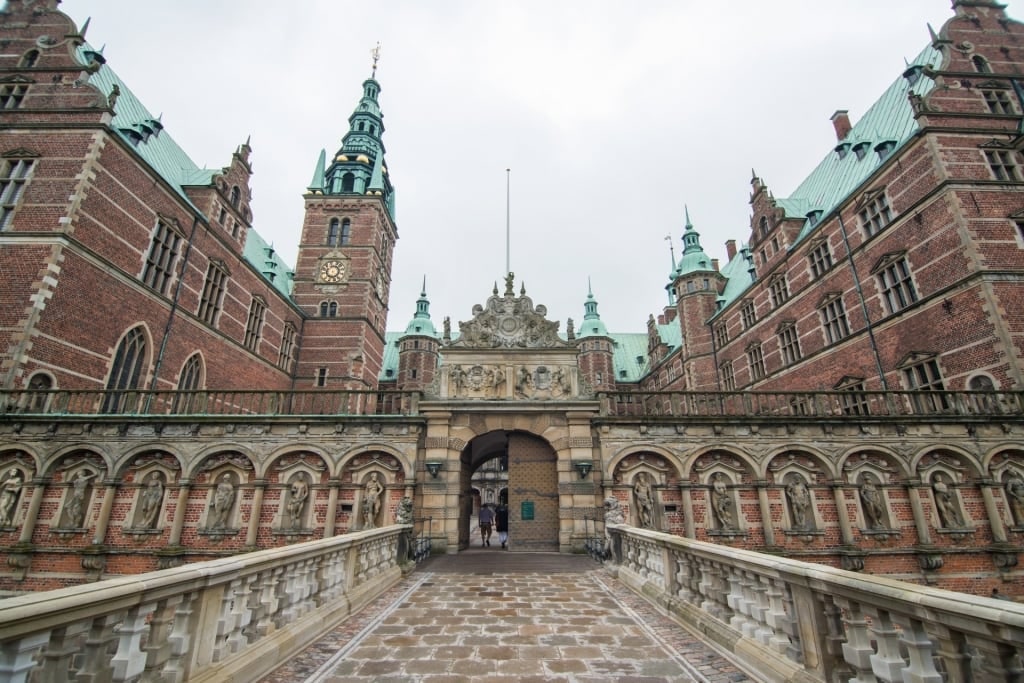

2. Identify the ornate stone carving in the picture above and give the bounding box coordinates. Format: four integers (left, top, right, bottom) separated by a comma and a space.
395, 497, 414, 525
513, 365, 573, 399
450, 279, 569, 350
449, 364, 506, 399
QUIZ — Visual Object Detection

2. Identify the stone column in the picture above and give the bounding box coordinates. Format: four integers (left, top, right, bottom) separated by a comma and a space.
831, 480, 855, 545
755, 480, 776, 546
680, 484, 696, 539
324, 481, 339, 537
17, 477, 49, 543
91, 479, 118, 545
168, 479, 191, 546
979, 479, 1008, 543
907, 480, 933, 545
245, 480, 266, 547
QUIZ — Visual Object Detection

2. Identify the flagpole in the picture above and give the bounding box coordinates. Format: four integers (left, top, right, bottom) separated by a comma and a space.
505, 168, 511, 276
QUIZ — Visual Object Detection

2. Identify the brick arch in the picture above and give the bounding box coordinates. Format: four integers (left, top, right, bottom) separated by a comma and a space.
335, 442, 413, 481
42, 445, 111, 478
909, 445, 984, 480
185, 444, 258, 479
605, 444, 683, 483
114, 445, 186, 480
0, 446, 43, 476
760, 446, 838, 481
980, 444, 1024, 474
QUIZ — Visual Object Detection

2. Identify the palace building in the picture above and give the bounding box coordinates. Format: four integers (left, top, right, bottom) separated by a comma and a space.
2, 0, 1024, 597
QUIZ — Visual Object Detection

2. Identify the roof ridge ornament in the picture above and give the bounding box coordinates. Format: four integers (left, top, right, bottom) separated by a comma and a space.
371, 42, 381, 79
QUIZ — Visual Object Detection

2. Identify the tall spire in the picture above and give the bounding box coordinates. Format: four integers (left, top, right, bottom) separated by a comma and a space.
402, 276, 438, 336
578, 278, 609, 338
320, 49, 395, 215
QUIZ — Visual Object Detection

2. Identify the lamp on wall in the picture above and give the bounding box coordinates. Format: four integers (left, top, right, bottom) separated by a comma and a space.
425, 461, 443, 479
573, 460, 594, 480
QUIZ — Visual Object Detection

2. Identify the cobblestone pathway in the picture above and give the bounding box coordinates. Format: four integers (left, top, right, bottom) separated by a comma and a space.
260, 550, 755, 683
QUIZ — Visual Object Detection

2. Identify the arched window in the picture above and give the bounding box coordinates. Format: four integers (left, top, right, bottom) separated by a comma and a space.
177, 354, 204, 391
102, 327, 147, 412
341, 173, 355, 192
229, 186, 240, 209
19, 50, 39, 68
319, 301, 329, 317
26, 372, 53, 413
327, 218, 340, 246
340, 218, 351, 245
328, 301, 337, 317
759, 216, 769, 239
972, 54, 992, 73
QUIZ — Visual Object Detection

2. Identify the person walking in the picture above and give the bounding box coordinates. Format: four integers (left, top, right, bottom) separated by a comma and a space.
478, 504, 495, 546
495, 504, 509, 549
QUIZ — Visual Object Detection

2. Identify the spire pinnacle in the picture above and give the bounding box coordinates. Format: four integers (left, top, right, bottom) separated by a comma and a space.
371, 42, 381, 79
665, 234, 676, 271
421, 275, 427, 296
684, 205, 693, 230
587, 276, 594, 298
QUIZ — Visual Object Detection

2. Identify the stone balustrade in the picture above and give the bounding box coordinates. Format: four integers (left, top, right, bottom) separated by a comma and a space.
606, 524, 1024, 682
0, 525, 411, 682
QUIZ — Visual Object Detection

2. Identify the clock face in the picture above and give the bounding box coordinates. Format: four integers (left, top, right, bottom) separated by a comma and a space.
319, 260, 346, 283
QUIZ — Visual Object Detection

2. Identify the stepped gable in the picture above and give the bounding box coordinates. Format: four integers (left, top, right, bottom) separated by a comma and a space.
449, 274, 569, 350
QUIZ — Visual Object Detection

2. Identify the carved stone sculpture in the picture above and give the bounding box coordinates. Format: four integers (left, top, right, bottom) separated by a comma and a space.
1007, 471, 1024, 527
632, 472, 655, 529
137, 473, 164, 529
859, 474, 886, 530
395, 496, 414, 525
785, 475, 812, 530
363, 472, 384, 529
450, 279, 568, 350
0, 468, 24, 527
711, 474, 734, 530
287, 475, 309, 530
604, 496, 625, 525
209, 473, 236, 530
64, 470, 97, 528
932, 474, 963, 528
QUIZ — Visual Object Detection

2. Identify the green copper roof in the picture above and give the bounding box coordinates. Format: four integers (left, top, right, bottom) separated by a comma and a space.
402, 278, 440, 338
669, 207, 714, 280
610, 334, 649, 382
380, 332, 401, 381
578, 279, 609, 338
76, 42, 294, 299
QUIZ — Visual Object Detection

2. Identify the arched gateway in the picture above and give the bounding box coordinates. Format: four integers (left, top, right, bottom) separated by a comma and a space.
415, 276, 602, 554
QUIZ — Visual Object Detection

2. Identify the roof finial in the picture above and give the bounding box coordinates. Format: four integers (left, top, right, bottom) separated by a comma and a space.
927, 23, 940, 45
664, 234, 676, 270
80, 17, 91, 38
371, 42, 382, 78
421, 275, 427, 296
587, 276, 594, 297
684, 204, 693, 229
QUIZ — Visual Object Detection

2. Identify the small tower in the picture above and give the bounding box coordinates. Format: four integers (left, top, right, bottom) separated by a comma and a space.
397, 278, 440, 392
291, 47, 397, 390
669, 208, 724, 389
576, 280, 615, 391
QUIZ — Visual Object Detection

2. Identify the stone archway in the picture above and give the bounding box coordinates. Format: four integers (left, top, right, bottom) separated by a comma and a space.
459, 430, 558, 552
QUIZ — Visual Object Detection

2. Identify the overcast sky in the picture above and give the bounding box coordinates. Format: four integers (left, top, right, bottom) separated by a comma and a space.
63, 0, 1020, 335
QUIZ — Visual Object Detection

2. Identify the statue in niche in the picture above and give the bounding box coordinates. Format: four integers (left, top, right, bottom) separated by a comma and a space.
363, 471, 384, 529
451, 365, 465, 394
209, 473, 236, 530
0, 468, 24, 527
932, 474, 963, 528
137, 472, 164, 529
632, 472, 655, 529
64, 470, 97, 528
785, 475, 812, 531
1006, 471, 1024, 526
442, 317, 451, 343
711, 474, 735, 530
515, 366, 531, 396
858, 474, 886, 529
287, 475, 309, 530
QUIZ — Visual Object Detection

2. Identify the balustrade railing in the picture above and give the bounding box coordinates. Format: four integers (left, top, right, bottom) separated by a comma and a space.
598, 389, 1024, 419
0, 389, 419, 417
606, 524, 1024, 683
0, 525, 416, 682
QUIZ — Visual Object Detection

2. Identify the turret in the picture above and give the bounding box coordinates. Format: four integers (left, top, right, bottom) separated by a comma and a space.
397, 277, 440, 392
576, 279, 615, 391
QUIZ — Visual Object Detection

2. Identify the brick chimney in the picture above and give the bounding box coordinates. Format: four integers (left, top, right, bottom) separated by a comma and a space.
725, 240, 737, 261
831, 110, 852, 141
711, 258, 720, 272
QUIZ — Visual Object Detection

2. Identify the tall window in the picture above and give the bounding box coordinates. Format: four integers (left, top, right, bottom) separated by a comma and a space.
836, 377, 869, 416
316, 367, 328, 387
327, 218, 340, 246
820, 294, 851, 344
319, 301, 337, 317
0, 158, 34, 230
741, 300, 757, 329
0, 84, 28, 109
875, 255, 918, 313
279, 323, 297, 371
720, 361, 735, 391
972, 54, 992, 73
340, 218, 351, 245
747, 344, 766, 381
244, 297, 266, 351
769, 275, 789, 309
19, 50, 40, 68
983, 89, 1016, 115
198, 262, 228, 325
714, 323, 729, 348
142, 220, 181, 295
808, 240, 833, 279
229, 186, 240, 209
177, 354, 203, 391
102, 327, 147, 413
758, 216, 769, 239
859, 193, 894, 237
985, 150, 1021, 181
778, 323, 802, 365
901, 355, 949, 412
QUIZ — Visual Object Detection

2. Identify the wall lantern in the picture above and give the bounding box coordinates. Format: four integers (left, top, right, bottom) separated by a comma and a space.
425, 461, 443, 479
573, 461, 594, 480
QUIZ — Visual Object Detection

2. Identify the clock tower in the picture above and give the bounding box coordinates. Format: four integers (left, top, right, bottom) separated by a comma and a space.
292, 54, 397, 390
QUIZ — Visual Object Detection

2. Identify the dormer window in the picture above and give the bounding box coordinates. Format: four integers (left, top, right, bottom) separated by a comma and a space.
853, 142, 871, 161
903, 64, 923, 87
835, 142, 851, 160
875, 141, 896, 160
972, 55, 992, 73
806, 210, 823, 227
